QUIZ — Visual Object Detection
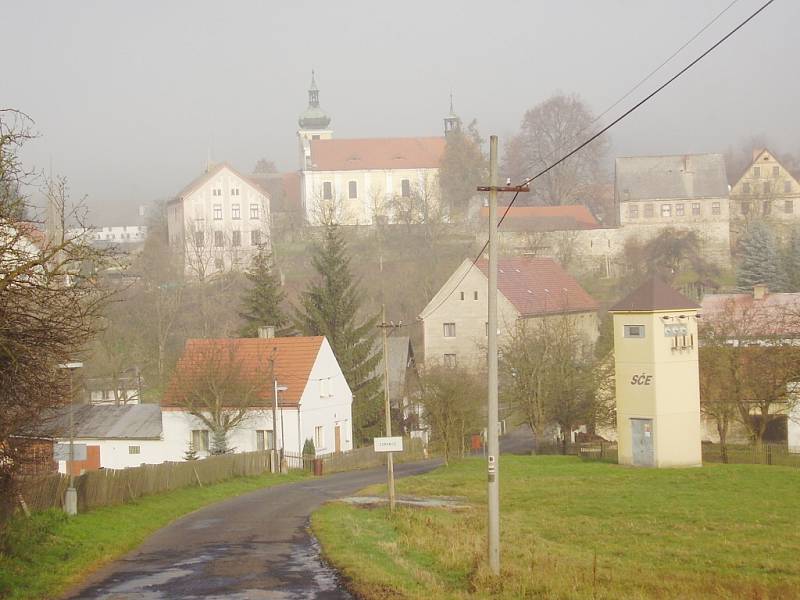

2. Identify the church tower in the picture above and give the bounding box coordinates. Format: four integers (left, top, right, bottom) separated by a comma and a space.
297, 70, 333, 170
443, 93, 461, 137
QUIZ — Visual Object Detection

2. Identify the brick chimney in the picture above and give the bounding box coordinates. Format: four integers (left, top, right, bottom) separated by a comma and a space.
258, 325, 276, 339
753, 284, 768, 301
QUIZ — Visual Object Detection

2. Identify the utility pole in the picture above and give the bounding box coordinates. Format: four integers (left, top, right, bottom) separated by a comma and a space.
377, 306, 402, 511
478, 135, 528, 574
58, 361, 83, 516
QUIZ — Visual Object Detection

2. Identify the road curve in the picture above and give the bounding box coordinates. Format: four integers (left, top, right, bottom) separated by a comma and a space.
64, 460, 441, 600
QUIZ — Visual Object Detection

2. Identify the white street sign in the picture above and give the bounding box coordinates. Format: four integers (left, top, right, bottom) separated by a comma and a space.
373, 436, 403, 453
54, 443, 87, 462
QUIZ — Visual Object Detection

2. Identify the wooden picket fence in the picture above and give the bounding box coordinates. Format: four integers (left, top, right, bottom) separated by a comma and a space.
16, 450, 274, 514
283, 437, 427, 475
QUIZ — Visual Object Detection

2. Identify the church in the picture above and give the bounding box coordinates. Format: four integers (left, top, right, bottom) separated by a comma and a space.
296, 72, 452, 225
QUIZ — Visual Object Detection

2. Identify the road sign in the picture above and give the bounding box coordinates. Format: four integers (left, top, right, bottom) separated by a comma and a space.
373, 437, 403, 453
54, 443, 87, 462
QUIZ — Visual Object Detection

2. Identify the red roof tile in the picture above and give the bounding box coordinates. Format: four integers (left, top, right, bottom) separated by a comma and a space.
475, 257, 598, 316
309, 137, 446, 171
162, 337, 324, 408
701, 292, 800, 336
480, 205, 601, 231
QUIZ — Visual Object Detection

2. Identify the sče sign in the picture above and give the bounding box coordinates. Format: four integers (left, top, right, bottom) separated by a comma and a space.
373, 437, 403, 453
630, 373, 653, 386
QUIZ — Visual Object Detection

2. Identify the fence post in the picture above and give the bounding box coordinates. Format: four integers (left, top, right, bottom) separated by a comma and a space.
767, 445, 772, 466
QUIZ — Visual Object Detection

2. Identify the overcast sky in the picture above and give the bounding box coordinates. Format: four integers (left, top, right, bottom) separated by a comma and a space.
6, 0, 798, 223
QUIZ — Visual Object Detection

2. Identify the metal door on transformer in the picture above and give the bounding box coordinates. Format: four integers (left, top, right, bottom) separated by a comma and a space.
631, 418, 654, 466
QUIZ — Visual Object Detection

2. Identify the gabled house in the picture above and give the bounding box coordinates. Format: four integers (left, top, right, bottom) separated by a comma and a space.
376, 336, 424, 441
418, 256, 599, 367
161, 335, 353, 459
166, 162, 271, 276
730, 148, 800, 222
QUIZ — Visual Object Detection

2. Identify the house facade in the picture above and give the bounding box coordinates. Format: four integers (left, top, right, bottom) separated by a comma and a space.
167, 162, 271, 276
161, 335, 353, 459
297, 72, 446, 225
730, 148, 800, 225
418, 256, 599, 367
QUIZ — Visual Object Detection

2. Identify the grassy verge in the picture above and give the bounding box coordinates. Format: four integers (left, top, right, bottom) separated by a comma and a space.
0, 471, 307, 600
312, 456, 800, 599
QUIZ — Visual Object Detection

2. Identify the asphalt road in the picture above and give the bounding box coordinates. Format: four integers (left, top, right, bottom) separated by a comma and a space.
65, 460, 441, 600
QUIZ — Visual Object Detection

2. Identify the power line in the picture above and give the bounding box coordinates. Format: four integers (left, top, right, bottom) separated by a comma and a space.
421, 0, 776, 320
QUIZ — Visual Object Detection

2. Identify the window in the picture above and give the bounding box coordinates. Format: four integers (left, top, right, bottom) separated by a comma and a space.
753, 183, 760, 195
214, 230, 224, 247
232, 204, 241, 220
741, 201, 751, 215
256, 430, 274, 451
661, 204, 672, 218
192, 429, 210, 452
250, 203, 260, 219
232, 230, 241, 246
193, 230, 204, 248
773, 166, 780, 177
459, 291, 465, 300
712, 202, 721, 215
323, 181, 333, 200
485, 322, 489, 336
401, 179, 411, 198
213, 204, 222, 220
675, 203, 684, 217
443, 322, 456, 337
624, 325, 645, 338
784, 181, 792, 193
743, 182, 751, 194
314, 426, 325, 450
628, 204, 639, 219
128, 446, 140, 455
763, 182, 771, 195
474, 291, 478, 300
763, 201, 771, 216
644, 204, 654, 218
692, 202, 701, 216
231, 187, 240, 196
212, 188, 222, 197
443, 353, 457, 368
348, 181, 358, 199
753, 166, 760, 177
214, 257, 224, 270
785, 200, 794, 214
251, 230, 261, 246
312, 134, 320, 140
319, 378, 330, 397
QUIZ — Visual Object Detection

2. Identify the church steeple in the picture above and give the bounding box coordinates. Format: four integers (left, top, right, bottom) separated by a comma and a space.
299, 70, 331, 130
444, 92, 461, 137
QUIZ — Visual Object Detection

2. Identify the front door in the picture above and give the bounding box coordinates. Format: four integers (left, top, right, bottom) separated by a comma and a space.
631, 418, 654, 467
335, 425, 342, 453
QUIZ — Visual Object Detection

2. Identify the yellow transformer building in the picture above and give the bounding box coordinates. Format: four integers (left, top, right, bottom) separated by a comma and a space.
608, 278, 702, 467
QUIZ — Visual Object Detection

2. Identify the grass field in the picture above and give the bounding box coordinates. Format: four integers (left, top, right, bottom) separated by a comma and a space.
0, 471, 306, 600
312, 456, 800, 599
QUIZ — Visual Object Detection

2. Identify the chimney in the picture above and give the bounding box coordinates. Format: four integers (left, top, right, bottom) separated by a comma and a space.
753, 284, 768, 301
258, 326, 276, 339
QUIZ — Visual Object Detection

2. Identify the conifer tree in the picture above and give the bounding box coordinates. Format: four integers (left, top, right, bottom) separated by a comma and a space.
239, 245, 290, 337
782, 225, 800, 292
737, 220, 783, 291
293, 223, 382, 444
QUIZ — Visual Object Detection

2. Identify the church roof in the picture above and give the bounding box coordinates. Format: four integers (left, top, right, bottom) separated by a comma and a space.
309, 137, 446, 171
608, 278, 700, 313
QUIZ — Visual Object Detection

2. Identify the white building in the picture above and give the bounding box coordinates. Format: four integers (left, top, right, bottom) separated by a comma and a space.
167, 162, 271, 276
297, 72, 446, 225
161, 335, 353, 459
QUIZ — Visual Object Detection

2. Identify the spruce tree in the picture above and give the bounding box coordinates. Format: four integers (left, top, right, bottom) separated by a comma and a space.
737, 220, 783, 291
293, 224, 382, 445
239, 245, 290, 337
783, 225, 800, 292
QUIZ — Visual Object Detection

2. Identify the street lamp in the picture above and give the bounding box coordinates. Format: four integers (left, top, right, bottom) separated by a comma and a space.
58, 361, 83, 516
272, 379, 288, 473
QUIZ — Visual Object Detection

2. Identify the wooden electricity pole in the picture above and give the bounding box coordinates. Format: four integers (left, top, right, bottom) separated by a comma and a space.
377, 306, 402, 511
478, 135, 528, 574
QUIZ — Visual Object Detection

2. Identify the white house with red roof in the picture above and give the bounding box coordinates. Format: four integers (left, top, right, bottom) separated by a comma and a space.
161, 334, 353, 460
166, 162, 271, 276
296, 72, 447, 225
418, 256, 599, 367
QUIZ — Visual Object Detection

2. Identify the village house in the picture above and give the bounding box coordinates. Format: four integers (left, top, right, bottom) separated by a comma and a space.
297, 72, 447, 225
166, 162, 271, 276
729, 148, 800, 225
418, 256, 599, 367
161, 334, 353, 460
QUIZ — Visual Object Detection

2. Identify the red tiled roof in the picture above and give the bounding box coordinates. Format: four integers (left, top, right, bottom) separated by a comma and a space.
475, 257, 598, 316
700, 292, 800, 337
309, 137, 446, 171
162, 337, 325, 408
480, 205, 600, 231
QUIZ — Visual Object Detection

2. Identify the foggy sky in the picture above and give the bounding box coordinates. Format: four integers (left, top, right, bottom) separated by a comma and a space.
6, 0, 799, 224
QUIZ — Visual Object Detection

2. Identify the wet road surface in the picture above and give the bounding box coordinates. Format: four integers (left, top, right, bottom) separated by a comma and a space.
65, 460, 440, 600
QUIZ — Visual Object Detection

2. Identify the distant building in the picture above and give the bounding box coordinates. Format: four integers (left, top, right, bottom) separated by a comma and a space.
418, 256, 599, 367
86, 376, 141, 405
167, 162, 271, 276
482, 204, 601, 232
730, 148, 800, 223
297, 72, 447, 225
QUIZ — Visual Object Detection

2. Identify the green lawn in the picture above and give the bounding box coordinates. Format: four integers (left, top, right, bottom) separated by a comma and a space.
0, 471, 306, 600
312, 457, 800, 599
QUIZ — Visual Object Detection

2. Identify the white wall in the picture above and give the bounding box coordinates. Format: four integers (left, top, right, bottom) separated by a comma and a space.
55, 438, 165, 472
